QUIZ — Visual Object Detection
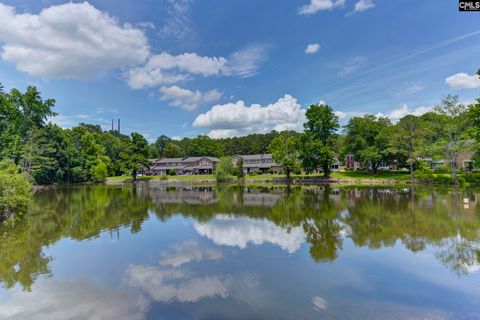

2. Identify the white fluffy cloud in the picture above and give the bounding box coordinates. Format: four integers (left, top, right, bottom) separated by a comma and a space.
299, 0, 346, 14
127, 45, 268, 89
127, 52, 225, 88
376, 104, 432, 122
160, 86, 222, 110
305, 43, 321, 54
354, 0, 375, 12
0, 2, 149, 79
194, 215, 306, 253
192, 94, 306, 138
445, 72, 480, 89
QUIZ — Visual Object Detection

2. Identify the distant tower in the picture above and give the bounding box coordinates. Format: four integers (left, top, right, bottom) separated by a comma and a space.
117, 119, 120, 134
111, 119, 114, 132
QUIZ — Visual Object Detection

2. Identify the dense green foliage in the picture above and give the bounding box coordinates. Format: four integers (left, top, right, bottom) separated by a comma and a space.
268, 132, 300, 179
0, 84, 149, 184
301, 104, 339, 177
344, 115, 392, 173
215, 156, 234, 182
0, 161, 31, 220
150, 131, 293, 158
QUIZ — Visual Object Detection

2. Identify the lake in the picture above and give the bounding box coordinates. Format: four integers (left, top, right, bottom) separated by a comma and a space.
0, 184, 479, 319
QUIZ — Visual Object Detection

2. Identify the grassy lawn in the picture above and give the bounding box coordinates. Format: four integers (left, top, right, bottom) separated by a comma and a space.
107, 171, 413, 182
330, 170, 411, 180
106, 174, 217, 182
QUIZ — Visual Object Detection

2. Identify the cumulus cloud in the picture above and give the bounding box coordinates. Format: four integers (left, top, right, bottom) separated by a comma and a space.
0, 279, 149, 320
192, 94, 306, 138
159, 239, 223, 267
353, 0, 375, 12
127, 45, 268, 89
299, 0, 346, 14
376, 104, 432, 122
127, 52, 225, 88
305, 43, 321, 54
194, 215, 306, 253
0, 2, 149, 79
445, 72, 480, 89
160, 86, 222, 110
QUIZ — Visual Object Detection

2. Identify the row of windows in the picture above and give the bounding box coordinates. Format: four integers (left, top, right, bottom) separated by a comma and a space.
244, 159, 273, 164
162, 161, 212, 166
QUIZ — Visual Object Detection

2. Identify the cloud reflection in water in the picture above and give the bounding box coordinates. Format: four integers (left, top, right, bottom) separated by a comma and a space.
194, 215, 305, 253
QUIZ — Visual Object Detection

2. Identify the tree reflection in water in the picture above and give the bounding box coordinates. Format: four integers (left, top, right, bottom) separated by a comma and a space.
1, 184, 479, 290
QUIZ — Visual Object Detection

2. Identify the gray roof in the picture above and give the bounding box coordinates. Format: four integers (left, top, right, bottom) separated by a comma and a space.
152, 165, 186, 170
183, 156, 220, 163
157, 158, 185, 164
237, 154, 273, 160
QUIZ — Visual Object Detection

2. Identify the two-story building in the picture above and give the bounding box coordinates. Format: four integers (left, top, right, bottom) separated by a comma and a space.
145, 156, 220, 175
232, 154, 283, 174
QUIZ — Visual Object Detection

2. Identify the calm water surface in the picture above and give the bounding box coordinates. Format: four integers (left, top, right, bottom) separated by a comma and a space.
1, 184, 480, 319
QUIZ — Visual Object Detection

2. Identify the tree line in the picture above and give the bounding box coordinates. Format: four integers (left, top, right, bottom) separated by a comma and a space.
269, 92, 480, 183
1, 69, 479, 186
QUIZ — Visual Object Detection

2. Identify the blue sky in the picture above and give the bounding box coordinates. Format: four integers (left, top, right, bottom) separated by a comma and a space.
0, 0, 479, 141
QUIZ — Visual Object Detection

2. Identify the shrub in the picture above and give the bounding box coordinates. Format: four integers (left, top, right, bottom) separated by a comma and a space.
159, 175, 168, 180
417, 173, 453, 185
70, 166, 87, 183
256, 169, 263, 175
462, 173, 480, 185
268, 168, 274, 174
216, 157, 233, 182
90, 162, 108, 182
235, 158, 245, 178
415, 161, 433, 174
168, 169, 176, 176
434, 165, 451, 174
0, 161, 31, 221
231, 167, 241, 177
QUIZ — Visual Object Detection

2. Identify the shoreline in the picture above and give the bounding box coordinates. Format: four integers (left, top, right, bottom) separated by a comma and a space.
104, 176, 410, 186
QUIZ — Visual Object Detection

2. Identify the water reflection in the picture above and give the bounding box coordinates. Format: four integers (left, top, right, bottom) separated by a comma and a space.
0, 185, 151, 291
194, 216, 305, 253
0, 279, 148, 320
159, 240, 223, 267
1, 184, 480, 293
